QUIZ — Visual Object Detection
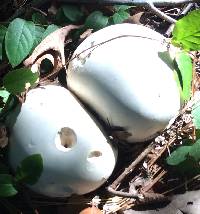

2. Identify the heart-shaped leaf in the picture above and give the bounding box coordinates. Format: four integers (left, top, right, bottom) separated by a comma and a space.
15, 154, 43, 185
5, 18, 35, 67
85, 11, 109, 31
3, 68, 39, 94
111, 10, 129, 24
166, 144, 191, 165
172, 10, 200, 50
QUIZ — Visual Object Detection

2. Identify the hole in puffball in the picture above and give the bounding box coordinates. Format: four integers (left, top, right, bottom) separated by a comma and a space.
40, 58, 54, 76
55, 127, 77, 152
87, 151, 102, 162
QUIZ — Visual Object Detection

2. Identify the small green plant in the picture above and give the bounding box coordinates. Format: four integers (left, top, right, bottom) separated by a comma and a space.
166, 10, 200, 176
0, 154, 43, 197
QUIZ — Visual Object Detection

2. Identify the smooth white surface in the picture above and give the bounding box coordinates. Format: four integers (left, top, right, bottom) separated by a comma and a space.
67, 23, 180, 142
7, 85, 117, 197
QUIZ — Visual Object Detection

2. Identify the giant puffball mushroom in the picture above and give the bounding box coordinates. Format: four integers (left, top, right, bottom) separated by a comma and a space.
67, 23, 181, 143
7, 85, 117, 197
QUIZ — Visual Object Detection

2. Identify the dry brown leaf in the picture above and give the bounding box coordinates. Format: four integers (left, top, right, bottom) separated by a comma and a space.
80, 28, 93, 40
24, 25, 80, 68
125, 12, 144, 25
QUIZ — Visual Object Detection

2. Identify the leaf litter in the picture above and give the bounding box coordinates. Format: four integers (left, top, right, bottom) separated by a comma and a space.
24, 24, 80, 73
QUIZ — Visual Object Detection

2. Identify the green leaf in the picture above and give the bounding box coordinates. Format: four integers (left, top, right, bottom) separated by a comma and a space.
111, 10, 129, 24
167, 139, 200, 176
189, 139, 200, 161
174, 156, 200, 176
172, 10, 200, 50
192, 99, 200, 129
61, 5, 83, 23
166, 144, 191, 165
3, 68, 39, 94
84, 11, 109, 31
15, 154, 43, 185
5, 18, 35, 67
32, 26, 45, 49
174, 51, 192, 101
0, 94, 18, 121
0, 89, 10, 113
167, 139, 200, 165
114, 5, 132, 11
42, 24, 60, 40
0, 25, 7, 60
0, 174, 18, 197
32, 12, 47, 25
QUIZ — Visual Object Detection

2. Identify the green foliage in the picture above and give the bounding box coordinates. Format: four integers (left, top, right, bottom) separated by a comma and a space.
61, 5, 84, 23
172, 9, 200, 51
192, 99, 200, 129
0, 25, 7, 60
114, 5, 132, 11
166, 139, 200, 175
0, 89, 10, 115
32, 26, 45, 49
111, 10, 129, 24
42, 24, 60, 40
15, 154, 43, 185
0, 154, 43, 197
0, 94, 17, 121
84, 11, 109, 31
5, 18, 35, 67
3, 68, 39, 94
110, 5, 130, 24
0, 174, 18, 197
174, 51, 193, 101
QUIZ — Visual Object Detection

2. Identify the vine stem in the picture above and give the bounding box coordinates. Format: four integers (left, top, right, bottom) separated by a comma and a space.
146, 2, 177, 24
108, 142, 155, 190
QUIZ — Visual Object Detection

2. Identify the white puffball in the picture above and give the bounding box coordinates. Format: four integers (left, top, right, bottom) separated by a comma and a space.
67, 23, 180, 142
7, 85, 117, 197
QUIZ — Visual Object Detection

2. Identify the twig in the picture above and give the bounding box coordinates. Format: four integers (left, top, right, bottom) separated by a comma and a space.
141, 170, 167, 192
31, 6, 48, 17
8, 0, 49, 21
139, 192, 169, 204
147, 136, 176, 168
162, 174, 200, 195
146, 2, 177, 23
165, 2, 194, 37
109, 142, 154, 190
107, 187, 140, 198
